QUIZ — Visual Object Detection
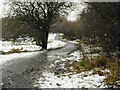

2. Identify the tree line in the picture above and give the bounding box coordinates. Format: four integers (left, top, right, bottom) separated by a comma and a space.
80, 2, 120, 57
50, 2, 120, 58
2, 1, 120, 57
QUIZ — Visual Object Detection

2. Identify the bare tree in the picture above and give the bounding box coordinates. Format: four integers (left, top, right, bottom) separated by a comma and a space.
7, 1, 74, 49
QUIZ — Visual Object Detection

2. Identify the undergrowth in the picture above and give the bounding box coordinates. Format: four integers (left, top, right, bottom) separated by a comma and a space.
66, 54, 120, 87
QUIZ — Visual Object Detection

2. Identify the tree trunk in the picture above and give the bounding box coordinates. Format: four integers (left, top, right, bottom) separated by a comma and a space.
42, 31, 48, 50
41, 27, 49, 50
41, 17, 50, 50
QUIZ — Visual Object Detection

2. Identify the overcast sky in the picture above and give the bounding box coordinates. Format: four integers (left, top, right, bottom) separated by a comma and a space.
67, 3, 86, 21
0, 0, 4, 18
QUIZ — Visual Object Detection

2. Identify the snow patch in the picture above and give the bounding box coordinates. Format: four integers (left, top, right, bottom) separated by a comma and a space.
48, 33, 57, 43
67, 50, 83, 61
47, 33, 66, 50
34, 71, 107, 88
69, 39, 80, 44
48, 40, 66, 50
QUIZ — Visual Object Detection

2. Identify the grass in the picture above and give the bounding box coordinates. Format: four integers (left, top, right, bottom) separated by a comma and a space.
1, 48, 28, 55
61, 34, 76, 41
92, 55, 107, 68
67, 59, 94, 73
69, 55, 107, 72
62, 35, 120, 87
91, 48, 101, 53
80, 39, 101, 47
92, 68, 110, 76
105, 59, 120, 87
66, 54, 120, 87
80, 39, 91, 45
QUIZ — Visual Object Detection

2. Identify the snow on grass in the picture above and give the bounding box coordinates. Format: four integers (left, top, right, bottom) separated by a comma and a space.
51, 50, 83, 69
0, 40, 41, 52
15, 36, 36, 45
69, 39, 80, 44
0, 44, 41, 52
52, 50, 83, 67
66, 50, 83, 61
34, 70, 108, 88
0, 33, 66, 53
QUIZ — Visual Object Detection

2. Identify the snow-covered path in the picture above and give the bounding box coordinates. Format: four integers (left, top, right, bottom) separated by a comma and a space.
33, 34, 108, 88
1, 33, 77, 88
0, 33, 66, 65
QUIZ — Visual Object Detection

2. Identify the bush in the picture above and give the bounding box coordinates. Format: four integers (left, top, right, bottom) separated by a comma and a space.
105, 59, 120, 87
93, 55, 108, 67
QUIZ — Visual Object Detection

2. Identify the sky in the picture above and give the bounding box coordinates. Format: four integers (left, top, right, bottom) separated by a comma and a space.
0, 0, 4, 18
0, 0, 85, 21
67, 3, 86, 21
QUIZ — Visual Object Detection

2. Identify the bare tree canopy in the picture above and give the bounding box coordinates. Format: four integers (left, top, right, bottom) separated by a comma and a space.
6, 1, 74, 49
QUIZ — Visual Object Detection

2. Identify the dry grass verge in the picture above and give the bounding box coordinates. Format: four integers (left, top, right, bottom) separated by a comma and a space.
1, 48, 28, 55
66, 54, 120, 87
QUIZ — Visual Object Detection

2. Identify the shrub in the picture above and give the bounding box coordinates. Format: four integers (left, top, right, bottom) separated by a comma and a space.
93, 55, 108, 67
105, 59, 120, 87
